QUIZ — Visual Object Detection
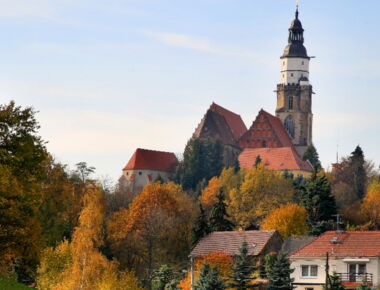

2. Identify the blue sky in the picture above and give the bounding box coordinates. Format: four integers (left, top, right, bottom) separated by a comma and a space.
1, 0, 379, 181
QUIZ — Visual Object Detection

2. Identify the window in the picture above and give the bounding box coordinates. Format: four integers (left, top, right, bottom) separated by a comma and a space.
284, 115, 295, 138
301, 265, 318, 278
139, 171, 142, 175
302, 61, 304, 65
288, 96, 294, 110
291, 73, 294, 77
306, 288, 314, 290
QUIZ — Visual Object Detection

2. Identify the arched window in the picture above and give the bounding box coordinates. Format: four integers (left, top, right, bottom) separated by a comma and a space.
284, 115, 295, 139
288, 96, 293, 110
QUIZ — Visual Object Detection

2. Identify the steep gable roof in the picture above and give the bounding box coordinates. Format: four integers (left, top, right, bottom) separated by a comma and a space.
194, 110, 238, 147
239, 147, 313, 172
291, 231, 380, 258
190, 230, 279, 258
281, 236, 316, 255
239, 109, 293, 149
123, 148, 178, 172
209, 103, 247, 140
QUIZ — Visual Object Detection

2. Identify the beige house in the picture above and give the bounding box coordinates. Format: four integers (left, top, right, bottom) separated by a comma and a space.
120, 148, 178, 194
290, 231, 380, 290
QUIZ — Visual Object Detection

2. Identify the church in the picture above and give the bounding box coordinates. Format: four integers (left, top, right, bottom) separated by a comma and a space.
121, 7, 314, 192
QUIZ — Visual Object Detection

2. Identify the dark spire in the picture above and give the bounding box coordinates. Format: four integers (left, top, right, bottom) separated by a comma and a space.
281, 7, 309, 59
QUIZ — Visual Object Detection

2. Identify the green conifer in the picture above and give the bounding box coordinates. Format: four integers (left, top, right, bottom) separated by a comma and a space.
228, 241, 258, 289
209, 192, 235, 232
299, 173, 337, 235
192, 204, 210, 246
324, 272, 345, 290
196, 264, 226, 290
303, 144, 322, 171
266, 252, 294, 290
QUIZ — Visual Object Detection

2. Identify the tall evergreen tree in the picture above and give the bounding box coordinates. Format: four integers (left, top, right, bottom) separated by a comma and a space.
209, 192, 235, 232
348, 145, 366, 199
176, 137, 224, 190
266, 252, 294, 290
299, 173, 337, 235
303, 144, 322, 171
196, 264, 226, 290
192, 204, 210, 246
228, 241, 257, 289
152, 265, 178, 290
324, 272, 345, 290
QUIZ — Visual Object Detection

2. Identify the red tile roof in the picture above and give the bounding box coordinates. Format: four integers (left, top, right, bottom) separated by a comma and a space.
190, 230, 279, 257
291, 231, 380, 258
239, 147, 313, 172
123, 148, 178, 172
210, 103, 247, 140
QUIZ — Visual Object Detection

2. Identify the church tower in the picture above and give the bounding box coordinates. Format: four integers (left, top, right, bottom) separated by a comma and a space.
276, 7, 313, 157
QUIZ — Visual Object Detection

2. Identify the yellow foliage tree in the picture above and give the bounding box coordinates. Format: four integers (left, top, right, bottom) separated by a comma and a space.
361, 180, 380, 229
228, 164, 294, 228
107, 182, 197, 288
261, 203, 309, 238
178, 252, 233, 290
38, 186, 142, 290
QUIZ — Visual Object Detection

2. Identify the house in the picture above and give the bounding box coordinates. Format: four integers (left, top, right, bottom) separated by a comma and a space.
290, 231, 380, 290
189, 230, 283, 289
120, 148, 178, 194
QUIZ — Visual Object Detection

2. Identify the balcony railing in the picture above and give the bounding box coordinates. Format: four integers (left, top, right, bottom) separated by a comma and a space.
337, 273, 373, 284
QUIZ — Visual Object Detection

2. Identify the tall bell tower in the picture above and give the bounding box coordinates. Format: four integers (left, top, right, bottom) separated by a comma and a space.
276, 6, 313, 157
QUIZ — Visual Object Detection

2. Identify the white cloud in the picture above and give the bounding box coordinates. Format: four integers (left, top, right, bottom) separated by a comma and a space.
140, 29, 265, 62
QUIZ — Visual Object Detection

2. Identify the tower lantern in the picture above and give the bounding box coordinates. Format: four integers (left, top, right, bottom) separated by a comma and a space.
276, 6, 313, 157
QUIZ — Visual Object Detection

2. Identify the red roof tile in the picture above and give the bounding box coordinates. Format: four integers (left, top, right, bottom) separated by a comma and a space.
210, 103, 247, 140
239, 147, 313, 172
123, 148, 178, 172
190, 230, 279, 257
260, 110, 293, 147
291, 231, 380, 258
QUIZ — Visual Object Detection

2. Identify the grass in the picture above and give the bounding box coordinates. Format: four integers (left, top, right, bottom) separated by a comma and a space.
0, 275, 31, 289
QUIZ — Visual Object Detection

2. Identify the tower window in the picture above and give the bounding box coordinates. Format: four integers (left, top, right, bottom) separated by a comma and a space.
291, 73, 294, 77
288, 96, 294, 110
284, 115, 295, 139
302, 61, 304, 65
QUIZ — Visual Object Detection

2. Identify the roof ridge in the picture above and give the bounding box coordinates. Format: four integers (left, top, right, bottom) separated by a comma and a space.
136, 148, 177, 155
210, 102, 243, 118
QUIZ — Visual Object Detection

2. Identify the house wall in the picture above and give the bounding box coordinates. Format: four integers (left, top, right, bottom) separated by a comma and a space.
291, 257, 380, 290
121, 169, 173, 194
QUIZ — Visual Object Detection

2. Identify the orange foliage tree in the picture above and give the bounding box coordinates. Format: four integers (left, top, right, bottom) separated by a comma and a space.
178, 252, 233, 290
107, 182, 197, 288
361, 180, 380, 229
199, 177, 220, 210
261, 203, 309, 238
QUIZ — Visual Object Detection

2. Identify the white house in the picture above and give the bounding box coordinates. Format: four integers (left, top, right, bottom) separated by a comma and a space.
289, 231, 380, 290
120, 148, 178, 194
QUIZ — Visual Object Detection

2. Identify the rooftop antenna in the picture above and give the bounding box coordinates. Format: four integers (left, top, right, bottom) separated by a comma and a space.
333, 214, 343, 233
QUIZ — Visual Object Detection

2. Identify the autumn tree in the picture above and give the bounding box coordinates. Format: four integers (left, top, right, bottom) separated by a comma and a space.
178, 252, 233, 290
261, 203, 309, 239
361, 180, 380, 229
299, 173, 337, 235
228, 164, 294, 228
209, 192, 235, 232
107, 182, 196, 289
0, 101, 48, 282
38, 186, 141, 290
39, 158, 81, 247
200, 177, 220, 211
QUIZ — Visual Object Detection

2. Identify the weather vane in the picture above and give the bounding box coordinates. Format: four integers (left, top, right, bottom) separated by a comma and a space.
296, 0, 299, 9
